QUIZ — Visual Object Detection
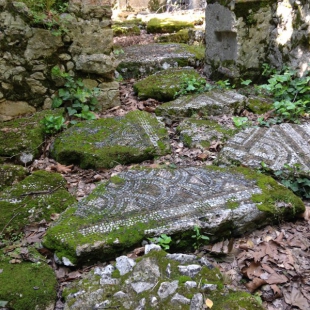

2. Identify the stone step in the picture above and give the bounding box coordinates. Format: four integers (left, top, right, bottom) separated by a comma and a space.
116, 43, 205, 79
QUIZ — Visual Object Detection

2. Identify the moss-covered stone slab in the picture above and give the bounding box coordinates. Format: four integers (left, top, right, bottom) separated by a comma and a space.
0, 109, 64, 164
116, 43, 205, 79
0, 164, 28, 192
51, 110, 170, 169
0, 248, 57, 310
112, 22, 141, 37
146, 17, 194, 34
177, 119, 236, 149
0, 170, 76, 237
155, 90, 247, 120
218, 123, 310, 176
62, 250, 264, 310
133, 68, 202, 102
155, 29, 190, 44
43, 166, 304, 265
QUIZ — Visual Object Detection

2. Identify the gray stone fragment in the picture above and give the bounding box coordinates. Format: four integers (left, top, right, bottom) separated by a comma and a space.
62, 257, 75, 266
201, 283, 217, 292
113, 291, 128, 299
185, 281, 197, 289
178, 265, 202, 277
100, 276, 120, 285
94, 264, 115, 276
150, 296, 158, 307
145, 244, 161, 254
199, 257, 214, 269
116, 256, 136, 275
166, 253, 197, 264
171, 293, 191, 304
190, 293, 203, 310
166, 263, 171, 278
157, 281, 179, 299
131, 282, 154, 293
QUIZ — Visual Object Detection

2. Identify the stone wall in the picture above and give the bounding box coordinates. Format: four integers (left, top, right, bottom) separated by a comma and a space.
0, 0, 119, 121
204, 0, 310, 81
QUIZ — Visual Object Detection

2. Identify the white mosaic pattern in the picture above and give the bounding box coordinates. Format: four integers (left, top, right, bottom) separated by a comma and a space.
220, 123, 310, 172
53, 168, 262, 241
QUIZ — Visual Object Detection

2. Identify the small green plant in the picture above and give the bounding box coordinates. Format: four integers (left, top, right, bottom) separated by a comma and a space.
240, 79, 252, 86
259, 66, 310, 122
216, 79, 234, 89
41, 115, 66, 135
257, 116, 282, 127
232, 116, 249, 128
113, 48, 125, 56
175, 75, 213, 97
51, 66, 99, 123
148, 234, 172, 250
191, 225, 209, 250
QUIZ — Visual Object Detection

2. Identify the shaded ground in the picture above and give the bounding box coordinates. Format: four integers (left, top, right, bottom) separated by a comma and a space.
16, 24, 310, 310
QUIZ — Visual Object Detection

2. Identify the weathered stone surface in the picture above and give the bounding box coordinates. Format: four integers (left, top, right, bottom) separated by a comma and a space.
117, 43, 204, 79
155, 90, 246, 121
0, 247, 57, 310
24, 29, 63, 61
74, 54, 117, 78
0, 170, 75, 238
133, 67, 202, 102
116, 256, 136, 275
218, 123, 310, 176
177, 119, 236, 149
0, 100, 36, 121
0, 164, 27, 192
43, 166, 303, 265
97, 81, 120, 110
0, 109, 64, 163
51, 110, 170, 169
62, 250, 264, 310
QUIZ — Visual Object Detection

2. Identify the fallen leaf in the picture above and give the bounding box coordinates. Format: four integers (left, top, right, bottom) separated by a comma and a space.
246, 277, 266, 292
205, 298, 213, 308
50, 213, 60, 221
283, 283, 310, 310
9, 259, 22, 264
50, 163, 73, 174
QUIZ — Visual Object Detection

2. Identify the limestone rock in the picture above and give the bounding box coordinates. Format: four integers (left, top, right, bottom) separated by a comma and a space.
116, 256, 136, 275
62, 249, 264, 310
117, 43, 204, 79
155, 90, 247, 121
177, 119, 236, 149
75, 54, 117, 78
51, 110, 170, 169
218, 123, 310, 176
43, 166, 303, 265
24, 28, 63, 61
133, 68, 202, 102
0, 170, 75, 239
0, 100, 36, 121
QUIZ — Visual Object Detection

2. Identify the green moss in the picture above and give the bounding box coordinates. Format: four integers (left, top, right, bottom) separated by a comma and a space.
0, 254, 57, 310
133, 68, 202, 101
147, 18, 194, 34
155, 29, 189, 43
112, 23, 141, 37
51, 110, 170, 169
0, 109, 64, 159
0, 170, 75, 238
247, 96, 273, 114
0, 164, 28, 192
110, 175, 126, 185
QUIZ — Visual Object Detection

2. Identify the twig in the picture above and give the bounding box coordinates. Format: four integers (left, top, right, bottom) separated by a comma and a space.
20, 185, 62, 197
1, 212, 21, 235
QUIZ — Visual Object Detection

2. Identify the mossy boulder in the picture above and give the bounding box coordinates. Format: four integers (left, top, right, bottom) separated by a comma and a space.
0, 170, 76, 238
0, 109, 64, 165
43, 166, 304, 266
0, 164, 28, 192
155, 29, 190, 43
62, 249, 264, 310
51, 110, 170, 169
116, 43, 205, 79
147, 17, 194, 34
247, 95, 273, 114
155, 90, 247, 121
133, 68, 202, 101
112, 22, 141, 36
0, 248, 57, 310
177, 119, 236, 149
